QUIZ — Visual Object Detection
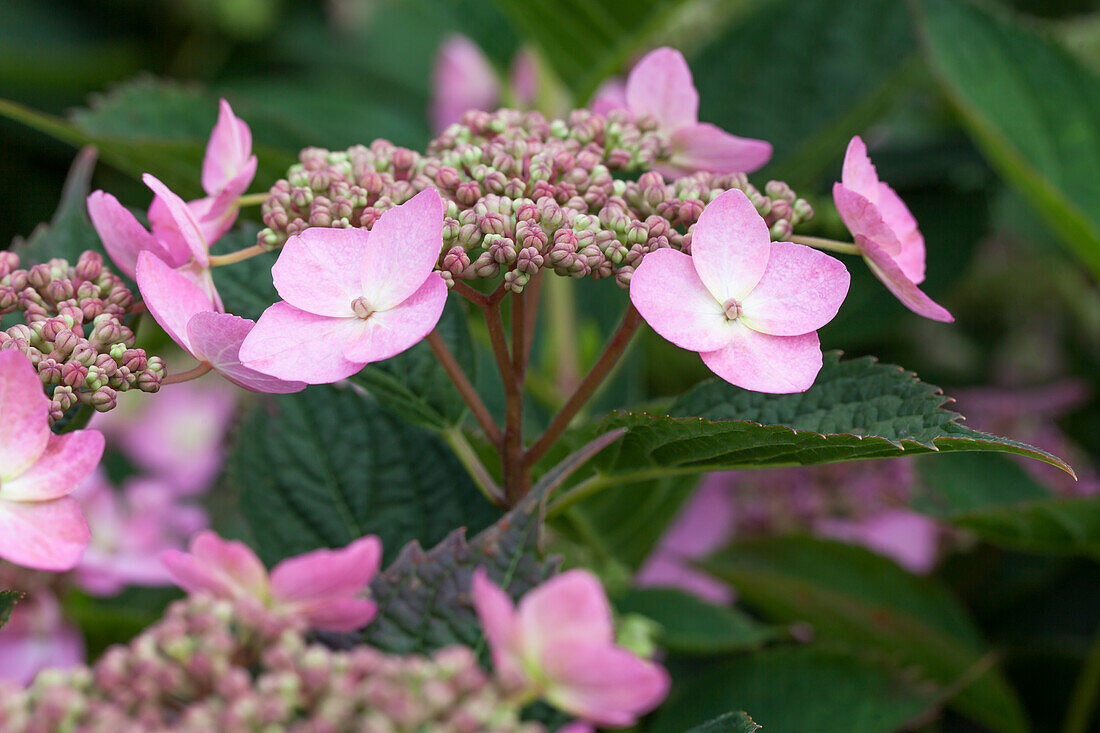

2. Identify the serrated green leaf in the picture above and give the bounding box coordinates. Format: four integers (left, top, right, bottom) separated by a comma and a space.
917, 0, 1100, 274
700, 536, 1029, 733
13, 146, 102, 263
228, 384, 501, 567
0, 590, 23, 630
684, 711, 761, 733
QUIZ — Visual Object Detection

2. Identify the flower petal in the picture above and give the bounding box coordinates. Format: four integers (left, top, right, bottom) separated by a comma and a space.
147, 196, 212, 268
669, 123, 772, 176
202, 99, 255, 197
841, 135, 880, 202
1, 431, 104, 502
0, 497, 90, 571
690, 188, 771, 303
136, 252, 216, 357
624, 47, 698, 132
430, 35, 501, 132
238, 302, 367, 384
629, 248, 732, 352
700, 323, 823, 393
186, 312, 307, 393
833, 183, 902, 258
270, 535, 382, 603
541, 641, 671, 727
591, 78, 628, 116
86, 190, 169, 279
341, 273, 448, 364
859, 235, 954, 323
161, 530, 268, 599
740, 242, 850, 336
875, 182, 926, 284
518, 570, 614, 657
293, 597, 378, 633
471, 567, 526, 688
143, 174, 209, 267
0, 350, 50, 481
273, 227, 372, 317
359, 189, 445, 311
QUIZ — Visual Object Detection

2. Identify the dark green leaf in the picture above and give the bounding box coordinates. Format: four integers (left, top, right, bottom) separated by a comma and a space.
0, 590, 23, 630
684, 711, 761, 733
701, 536, 1028, 733
914, 451, 1051, 518
228, 384, 500, 567
13, 146, 102, 263
615, 587, 779, 655
917, 0, 1100, 274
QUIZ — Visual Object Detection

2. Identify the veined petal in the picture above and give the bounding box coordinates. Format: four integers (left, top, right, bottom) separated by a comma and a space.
359, 189, 445, 312
1, 431, 104, 502
136, 252, 217, 357
143, 174, 209, 267
841, 135, 880, 203
542, 642, 671, 727
273, 227, 372, 317
624, 47, 698, 133
740, 242, 850, 336
690, 188, 771, 303
341, 273, 448, 364
669, 123, 772, 176
202, 99, 254, 196
270, 535, 382, 603
859, 235, 954, 323
86, 190, 168, 279
700, 323, 823, 393
833, 183, 902, 258
518, 570, 615, 658
186, 312, 307, 394
0, 497, 90, 571
875, 182, 926, 284
629, 248, 732, 352
238, 302, 367, 384
471, 568, 527, 689
0, 350, 50, 481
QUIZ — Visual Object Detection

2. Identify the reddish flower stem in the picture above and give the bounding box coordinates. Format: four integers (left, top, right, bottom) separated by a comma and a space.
452, 281, 490, 308
162, 362, 213, 385
427, 329, 502, 447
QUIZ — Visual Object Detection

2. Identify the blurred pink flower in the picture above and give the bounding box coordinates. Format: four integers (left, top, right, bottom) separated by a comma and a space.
833, 135, 953, 322
472, 568, 670, 727
593, 47, 772, 179
630, 188, 849, 393
161, 531, 383, 633
0, 591, 84, 685
240, 189, 448, 383
816, 509, 940, 574
0, 350, 103, 571
431, 35, 501, 132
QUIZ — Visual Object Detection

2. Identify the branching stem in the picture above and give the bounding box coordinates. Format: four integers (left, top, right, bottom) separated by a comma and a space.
788, 234, 861, 256
208, 244, 268, 267
426, 329, 501, 447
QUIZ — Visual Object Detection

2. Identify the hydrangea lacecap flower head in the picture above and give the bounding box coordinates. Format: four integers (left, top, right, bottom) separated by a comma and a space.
160, 531, 383, 633
594, 47, 773, 179
630, 188, 849, 393
833, 136, 953, 322
472, 567, 670, 727
0, 350, 103, 571
239, 188, 449, 383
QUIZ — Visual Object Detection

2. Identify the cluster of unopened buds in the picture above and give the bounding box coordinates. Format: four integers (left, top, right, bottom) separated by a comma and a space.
0, 251, 163, 421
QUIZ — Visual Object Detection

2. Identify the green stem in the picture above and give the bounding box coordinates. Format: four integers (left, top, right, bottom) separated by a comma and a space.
442, 426, 505, 506
788, 234, 862, 256
208, 244, 268, 267
236, 192, 268, 207
1063, 618, 1100, 733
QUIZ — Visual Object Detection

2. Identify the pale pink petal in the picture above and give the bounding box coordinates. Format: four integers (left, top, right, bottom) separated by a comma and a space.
555, 724, 594, 733
136, 252, 216, 357
0, 350, 50, 480
841, 135, 880, 202
202, 99, 255, 196
690, 188, 771, 303
0, 497, 89, 571
143, 174, 209, 267
186, 312, 306, 393
542, 641, 670, 727
668, 123, 772, 176
859, 234, 954, 323
165, 530, 269, 599
195, 157, 257, 245
700, 323, 823, 393
270, 535, 382, 602
1, 431, 104, 501
86, 190, 169, 279
875, 182, 926, 283
740, 242, 850, 336
431, 35, 501, 132
816, 509, 940, 574
629, 248, 732, 352
0, 594, 85, 685
472, 568, 527, 688
238, 302, 367, 383
342, 273, 448, 364
147, 196, 211, 268
177, 263, 224, 314
294, 597, 378, 633
518, 570, 614, 656
624, 47, 698, 132
591, 78, 628, 115
273, 227, 372, 317
160, 550, 236, 597
509, 48, 539, 108
359, 189, 445, 312
833, 183, 902, 258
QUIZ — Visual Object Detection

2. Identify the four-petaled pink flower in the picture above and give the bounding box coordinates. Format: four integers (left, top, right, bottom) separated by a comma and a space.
833, 136, 953, 322
0, 350, 104, 571
160, 531, 383, 633
472, 567, 670, 727
630, 188, 850, 393
594, 47, 772, 179
240, 189, 449, 384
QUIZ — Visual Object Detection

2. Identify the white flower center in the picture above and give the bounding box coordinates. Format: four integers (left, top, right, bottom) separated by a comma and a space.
351, 297, 375, 320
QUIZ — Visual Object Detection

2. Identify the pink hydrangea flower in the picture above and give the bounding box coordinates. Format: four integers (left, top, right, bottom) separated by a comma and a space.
135, 251, 306, 393
160, 531, 383, 633
0, 350, 103, 571
240, 189, 449, 384
593, 47, 772, 179
472, 568, 670, 727
0, 590, 85, 685
815, 509, 940, 574
833, 136, 953, 322
630, 188, 850, 393
431, 35, 501, 132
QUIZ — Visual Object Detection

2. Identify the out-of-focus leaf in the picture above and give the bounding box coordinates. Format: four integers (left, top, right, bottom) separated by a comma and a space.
13, 146, 102, 263
0, 590, 23, 630
701, 536, 1028, 733
915, 452, 1051, 517
208, 223, 278, 322
684, 711, 761, 733
917, 0, 1100, 274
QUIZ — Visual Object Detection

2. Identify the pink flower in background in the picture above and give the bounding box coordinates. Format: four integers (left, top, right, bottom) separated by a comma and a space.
472, 568, 670, 727
834, 136, 953, 322
0, 351, 103, 571
240, 189, 448, 383
816, 509, 940, 574
594, 47, 772, 178
630, 188, 849, 393
0, 591, 84, 685
161, 531, 383, 633
431, 35, 501, 131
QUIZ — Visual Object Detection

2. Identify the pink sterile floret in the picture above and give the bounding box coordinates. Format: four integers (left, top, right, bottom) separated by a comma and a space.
431, 34, 502, 133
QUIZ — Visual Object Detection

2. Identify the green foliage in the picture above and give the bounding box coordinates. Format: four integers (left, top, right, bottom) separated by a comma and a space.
209, 224, 279, 322
918, 0, 1100, 274
13, 146, 101, 262
701, 536, 1028, 733
684, 711, 761, 733
0, 590, 22, 631
228, 384, 501, 567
